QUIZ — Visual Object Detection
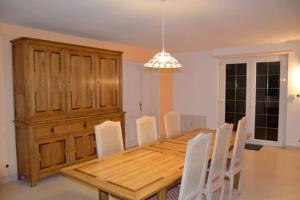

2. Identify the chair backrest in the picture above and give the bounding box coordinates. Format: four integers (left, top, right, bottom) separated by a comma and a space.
136, 116, 158, 146
164, 111, 181, 138
94, 121, 124, 158
229, 117, 247, 173
206, 123, 233, 191
179, 133, 211, 200
181, 114, 207, 133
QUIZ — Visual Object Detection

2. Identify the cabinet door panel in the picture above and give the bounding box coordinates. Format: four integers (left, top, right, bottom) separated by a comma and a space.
86, 133, 96, 157
69, 54, 94, 111
96, 56, 121, 110
34, 51, 48, 112
74, 135, 85, 160
49, 52, 63, 111
37, 137, 68, 172
51, 139, 67, 165
30, 44, 65, 118
39, 142, 52, 170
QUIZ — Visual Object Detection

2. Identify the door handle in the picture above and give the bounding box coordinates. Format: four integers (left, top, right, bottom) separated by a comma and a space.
139, 101, 142, 112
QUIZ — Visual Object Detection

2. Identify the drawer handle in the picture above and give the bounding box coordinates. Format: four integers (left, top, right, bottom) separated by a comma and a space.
50, 128, 54, 133
84, 122, 87, 129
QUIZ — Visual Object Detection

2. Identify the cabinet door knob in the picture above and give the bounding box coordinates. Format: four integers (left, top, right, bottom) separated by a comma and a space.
50, 127, 54, 133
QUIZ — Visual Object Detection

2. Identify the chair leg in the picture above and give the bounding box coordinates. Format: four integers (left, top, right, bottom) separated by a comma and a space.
228, 176, 234, 200
204, 191, 212, 200
220, 184, 225, 200
238, 172, 243, 193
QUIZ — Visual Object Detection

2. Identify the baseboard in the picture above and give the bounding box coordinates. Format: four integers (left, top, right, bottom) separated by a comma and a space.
0, 173, 18, 184
285, 145, 300, 149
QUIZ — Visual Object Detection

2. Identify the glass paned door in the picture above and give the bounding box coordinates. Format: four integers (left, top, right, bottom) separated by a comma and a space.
219, 55, 287, 147
225, 63, 247, 130
255, 62, 280, 141
249, 55, 287, 146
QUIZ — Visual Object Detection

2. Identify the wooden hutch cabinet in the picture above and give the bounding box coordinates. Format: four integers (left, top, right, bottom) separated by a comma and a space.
11, 38, 124, 186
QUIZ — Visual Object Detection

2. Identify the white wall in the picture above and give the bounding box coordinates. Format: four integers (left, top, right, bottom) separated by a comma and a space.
173, 41, 300, 147
0, 34, 17, 183
173, 50, 218, 129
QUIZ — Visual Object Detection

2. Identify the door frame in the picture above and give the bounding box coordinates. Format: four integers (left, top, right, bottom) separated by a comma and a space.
248, 55, 288, 147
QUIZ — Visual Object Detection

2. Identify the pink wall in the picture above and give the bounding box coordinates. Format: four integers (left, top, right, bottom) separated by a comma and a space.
159, 71, 173, 137
0, 22, 174, 180
0, 22, 156, 62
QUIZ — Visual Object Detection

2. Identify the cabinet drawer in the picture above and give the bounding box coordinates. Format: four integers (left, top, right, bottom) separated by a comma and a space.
33, 126, 53, 139
86, 118, 107, 129
33, 124, 70, 139
70, 121, 85, 131
53, 124, 69, 135
111, 116, 122, 122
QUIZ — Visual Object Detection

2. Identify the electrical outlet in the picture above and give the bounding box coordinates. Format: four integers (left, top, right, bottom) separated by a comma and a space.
5, 164, 9, 168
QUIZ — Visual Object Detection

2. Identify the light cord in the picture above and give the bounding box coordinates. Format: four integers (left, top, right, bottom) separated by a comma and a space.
161, 0, 165, 52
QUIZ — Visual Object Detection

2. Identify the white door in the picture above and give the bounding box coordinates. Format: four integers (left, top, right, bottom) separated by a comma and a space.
123, 61, 160, 148
218, 55, 288, 147
218, 58, 251, 132
249, 55, 288, 146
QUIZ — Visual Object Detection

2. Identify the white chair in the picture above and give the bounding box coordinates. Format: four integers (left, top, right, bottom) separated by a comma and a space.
94, 121, 124, 158
164, 111, 181, 139
203, 123, 233, 200
136, 116, 158, 146
225, 117, 247, 200
179, 133, 212, 200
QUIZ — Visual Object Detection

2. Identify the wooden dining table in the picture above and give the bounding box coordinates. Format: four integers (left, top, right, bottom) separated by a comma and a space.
61, 128, 251, 200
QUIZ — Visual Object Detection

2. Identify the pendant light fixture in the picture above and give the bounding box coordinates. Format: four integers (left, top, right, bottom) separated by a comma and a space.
144, 0, 182, 69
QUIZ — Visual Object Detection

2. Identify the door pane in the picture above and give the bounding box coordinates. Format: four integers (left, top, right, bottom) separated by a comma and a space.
236, 89, 246, 100
225, 101, 235, 113
226, 89, 236, 100
226, 64, 236, 76
236, 101, 246, 114
256, 89, 268, 101
255, 127, 266, 140
268, 75, 280, 88
256, 75, 268, 88
256, 63, 268, 75
254, 61, 280, 141
224, 63, 247, 131
225, 113, 235, 124
268, 62, 280, 75
236, 64, 247, 75
255, 115, 266, 127
266, 128, 278, 141
236, 76, 246, 88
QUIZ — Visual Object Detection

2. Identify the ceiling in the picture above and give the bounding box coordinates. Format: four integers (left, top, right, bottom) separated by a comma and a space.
0, 0, 300, 52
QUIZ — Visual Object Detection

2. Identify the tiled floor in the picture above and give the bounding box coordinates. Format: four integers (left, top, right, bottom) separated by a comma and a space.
0, 146, 299, 200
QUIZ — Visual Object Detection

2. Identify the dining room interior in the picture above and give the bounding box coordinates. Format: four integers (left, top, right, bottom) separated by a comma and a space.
0, 0, 300, 200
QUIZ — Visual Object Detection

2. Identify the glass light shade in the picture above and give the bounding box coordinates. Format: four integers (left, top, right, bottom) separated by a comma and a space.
144, 51, 182, 68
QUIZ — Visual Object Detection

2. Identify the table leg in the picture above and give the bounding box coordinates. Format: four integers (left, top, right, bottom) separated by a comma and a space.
99, 190, 108, 200
158, 188, 167, 200
233, 172, 240, 189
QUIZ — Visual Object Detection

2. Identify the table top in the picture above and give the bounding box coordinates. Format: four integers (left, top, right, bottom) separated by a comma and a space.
61, 128, 251, 200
